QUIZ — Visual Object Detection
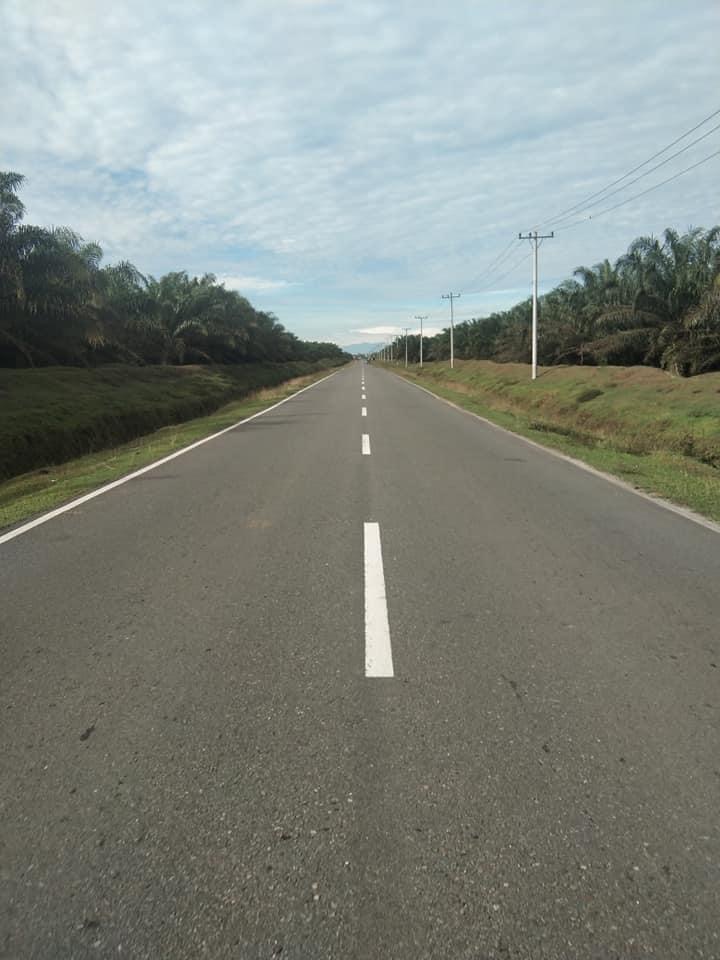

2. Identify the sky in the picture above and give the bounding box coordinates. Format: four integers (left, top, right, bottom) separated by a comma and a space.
3, 0, 719, 347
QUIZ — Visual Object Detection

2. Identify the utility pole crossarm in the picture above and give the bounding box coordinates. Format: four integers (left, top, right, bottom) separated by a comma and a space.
518, 231, 554, 381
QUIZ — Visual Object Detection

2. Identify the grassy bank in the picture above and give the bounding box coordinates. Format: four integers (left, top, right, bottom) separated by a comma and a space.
384, 360, 720, 521
0, 368, 337, 530
0, 360, 344, 482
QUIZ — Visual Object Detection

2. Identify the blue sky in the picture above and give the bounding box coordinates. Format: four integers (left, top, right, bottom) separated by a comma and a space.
3, 0, 719, 345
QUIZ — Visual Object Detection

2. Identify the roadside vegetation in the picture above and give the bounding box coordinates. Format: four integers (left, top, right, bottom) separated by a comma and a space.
385, 360, 720, 521
0, 368, 335, 530
0, 360, 342, 482
386, 227, 720, 376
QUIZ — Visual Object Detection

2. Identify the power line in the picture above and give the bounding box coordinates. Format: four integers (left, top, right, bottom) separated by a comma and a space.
554, 146, 720, 232
461, 237, 518, 290
463, 246, 531, 296
547, 119, 720, 228
428, 249, 530, 341
535, 104, 720, 229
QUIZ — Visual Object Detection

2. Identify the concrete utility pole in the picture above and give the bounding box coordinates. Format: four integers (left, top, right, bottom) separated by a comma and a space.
441, 293, 460, 368
403, 327, 410, 367
415, 315, 428, 368
518, 230, 554, 380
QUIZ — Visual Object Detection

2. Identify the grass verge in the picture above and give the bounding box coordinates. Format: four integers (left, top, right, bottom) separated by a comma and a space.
0, 360, 342, 481
384, 360, 720, 522
0, 369, 333, 531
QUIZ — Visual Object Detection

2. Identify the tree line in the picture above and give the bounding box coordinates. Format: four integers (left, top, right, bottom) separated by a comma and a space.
382, 227, 720, 376
0, 172, 347, 368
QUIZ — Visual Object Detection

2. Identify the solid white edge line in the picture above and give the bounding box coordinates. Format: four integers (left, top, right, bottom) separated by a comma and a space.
393, 371, 720, 536
362, 434, 371, 455
362, 407, 367, 417
0, 369, 341, 547
364, 521, 394, 677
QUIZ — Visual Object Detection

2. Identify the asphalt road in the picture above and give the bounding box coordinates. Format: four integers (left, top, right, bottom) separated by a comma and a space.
1, 361, 719, 959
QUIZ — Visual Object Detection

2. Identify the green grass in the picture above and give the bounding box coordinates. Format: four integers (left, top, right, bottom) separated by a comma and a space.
0, 368, 336, 530
0, 360, 342, 482
385, 360, 720, 522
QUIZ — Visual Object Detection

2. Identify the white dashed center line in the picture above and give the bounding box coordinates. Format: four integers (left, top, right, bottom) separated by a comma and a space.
362, 406, 367, 417
362, 434, 371, 455
363, 522, 394, 677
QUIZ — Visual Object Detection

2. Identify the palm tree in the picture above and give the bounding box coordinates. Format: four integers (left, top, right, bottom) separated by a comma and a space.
668, 273, 720, 375
0, 171, 38, 364
19, 227, 104, 363
577, 229, 720, 371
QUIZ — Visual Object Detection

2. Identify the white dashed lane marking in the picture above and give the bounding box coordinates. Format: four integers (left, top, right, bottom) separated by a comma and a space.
364, 522, 394, 677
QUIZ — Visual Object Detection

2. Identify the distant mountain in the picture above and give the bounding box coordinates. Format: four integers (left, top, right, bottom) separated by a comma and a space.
341, 341, 384, 356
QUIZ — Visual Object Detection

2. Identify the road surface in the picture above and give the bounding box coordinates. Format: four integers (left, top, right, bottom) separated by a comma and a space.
2, 361, 719, 959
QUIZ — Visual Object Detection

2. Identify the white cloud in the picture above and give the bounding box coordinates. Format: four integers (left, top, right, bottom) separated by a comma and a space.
352, 326, 405, 337
350, 323, 443, 339
3, 0, 719, 343
219, 275, 291, 293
